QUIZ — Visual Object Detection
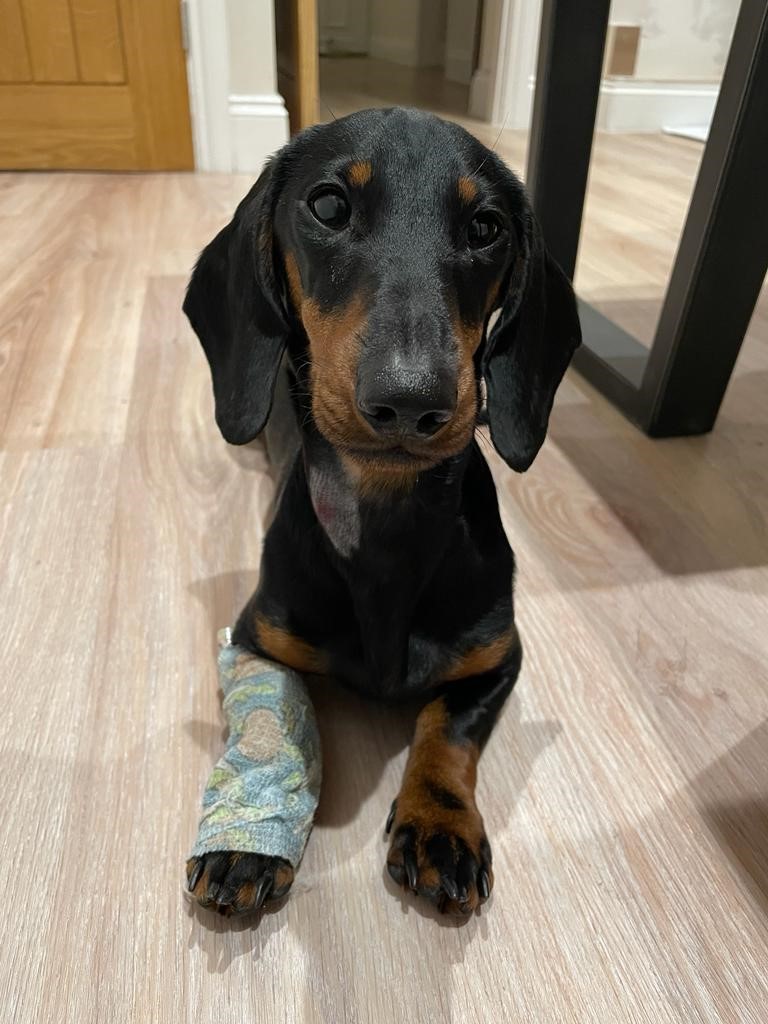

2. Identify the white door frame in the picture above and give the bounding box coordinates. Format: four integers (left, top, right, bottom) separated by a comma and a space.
183, 0, 289, 173
469, 0, 541, 129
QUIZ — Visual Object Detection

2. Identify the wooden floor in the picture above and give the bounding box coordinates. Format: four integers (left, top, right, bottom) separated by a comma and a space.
2, 101, 768, 1023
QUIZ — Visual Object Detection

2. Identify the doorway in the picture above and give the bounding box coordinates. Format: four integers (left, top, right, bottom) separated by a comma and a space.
318, 0, 483, 123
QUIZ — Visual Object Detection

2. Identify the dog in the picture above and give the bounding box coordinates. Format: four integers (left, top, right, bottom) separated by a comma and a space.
183, 107, 581, 916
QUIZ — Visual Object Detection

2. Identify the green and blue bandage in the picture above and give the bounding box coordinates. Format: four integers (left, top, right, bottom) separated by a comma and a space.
190, 628, 321, 868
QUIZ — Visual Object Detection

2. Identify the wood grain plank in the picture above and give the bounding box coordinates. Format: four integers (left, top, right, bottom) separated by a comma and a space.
70, 0, 125, 83
0, 83, 135, 169
0, 446, 122, 1023
0, 0, 31, 82
20, 0, 79, 82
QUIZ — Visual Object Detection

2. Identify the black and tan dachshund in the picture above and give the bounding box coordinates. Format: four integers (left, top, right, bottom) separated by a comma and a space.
183, 107, 580, 917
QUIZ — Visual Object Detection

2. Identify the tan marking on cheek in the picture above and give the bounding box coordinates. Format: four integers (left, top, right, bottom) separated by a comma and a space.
441, 624, 518, 682
458, 176, 478, 204
254, 615, 328, 674
455, 319, 484, 358
283, 250, 304, 309
347, 159, 372, 187
303, 294, 368, 444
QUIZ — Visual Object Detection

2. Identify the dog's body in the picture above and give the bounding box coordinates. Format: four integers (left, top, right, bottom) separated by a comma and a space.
184, 108, 580, 916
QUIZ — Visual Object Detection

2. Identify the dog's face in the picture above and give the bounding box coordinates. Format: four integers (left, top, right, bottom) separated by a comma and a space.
184, 108, 581, 473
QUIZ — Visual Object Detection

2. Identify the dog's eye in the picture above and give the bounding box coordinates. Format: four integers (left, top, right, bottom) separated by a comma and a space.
468, 212, 501, 249
308, 187, 350, 229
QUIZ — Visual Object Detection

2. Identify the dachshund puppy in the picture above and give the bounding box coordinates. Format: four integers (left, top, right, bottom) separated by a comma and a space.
184, 107, 580, 916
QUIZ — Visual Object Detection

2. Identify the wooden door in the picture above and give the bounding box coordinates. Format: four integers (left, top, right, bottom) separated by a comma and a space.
275, 0, 319, 133
0, 0, 193, 170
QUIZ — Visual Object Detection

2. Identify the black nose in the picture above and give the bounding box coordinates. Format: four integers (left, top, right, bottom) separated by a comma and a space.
357, 367, 456, 440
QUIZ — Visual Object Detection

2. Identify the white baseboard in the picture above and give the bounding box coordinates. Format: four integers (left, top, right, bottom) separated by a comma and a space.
663, 124, 709, 142
228, 93, 290, 173
319, 29, 368, 56
487, 76, 719, 136
369, 33, 419, 67
597, 80, 719, 133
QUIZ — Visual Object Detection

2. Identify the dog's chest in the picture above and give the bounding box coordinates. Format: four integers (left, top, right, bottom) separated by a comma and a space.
306, 459, 361, 559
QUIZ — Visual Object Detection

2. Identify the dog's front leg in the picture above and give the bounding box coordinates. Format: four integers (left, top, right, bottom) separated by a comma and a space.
385, 645, 522, 915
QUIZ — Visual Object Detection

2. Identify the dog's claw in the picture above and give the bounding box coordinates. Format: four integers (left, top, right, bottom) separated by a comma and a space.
385, 801, 397, 834
478, 868, 490, 900
254, 873, 273, 910
441, 875, 459, 901
187, 859, 204, 893
404, 854, 419, 892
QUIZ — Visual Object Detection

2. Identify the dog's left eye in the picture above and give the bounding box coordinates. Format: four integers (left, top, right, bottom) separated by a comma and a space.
468, 212, 502, 249
308, 187, 351, 229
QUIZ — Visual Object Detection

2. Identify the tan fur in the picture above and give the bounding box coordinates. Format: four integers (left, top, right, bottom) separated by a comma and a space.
346, 159, 372, 187
284, 251, 372, 450
442, 624, 518, 682
388, 697, 491, 911
254, 615, 328, 674
341, 453, 420, 498
457, 176, 478, 203
281, 252, 493, 494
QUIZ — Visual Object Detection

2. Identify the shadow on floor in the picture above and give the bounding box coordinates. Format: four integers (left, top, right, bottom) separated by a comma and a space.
692, 720, 768, 922
549, 367, 768, 578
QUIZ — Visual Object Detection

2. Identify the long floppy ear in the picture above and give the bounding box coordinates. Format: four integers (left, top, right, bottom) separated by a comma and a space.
183, 157, 289, 444
483, 204, 581, 472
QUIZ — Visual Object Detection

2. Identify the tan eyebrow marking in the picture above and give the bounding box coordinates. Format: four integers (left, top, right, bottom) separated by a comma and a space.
458, 176, 478, 203
346, 160, 372, 187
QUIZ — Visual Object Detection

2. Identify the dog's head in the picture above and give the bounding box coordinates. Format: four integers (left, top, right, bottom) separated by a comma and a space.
184, 108, 580, 473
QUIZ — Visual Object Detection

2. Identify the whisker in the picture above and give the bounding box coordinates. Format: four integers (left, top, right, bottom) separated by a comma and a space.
473, 112, 510, 176
321, 98, 338, 122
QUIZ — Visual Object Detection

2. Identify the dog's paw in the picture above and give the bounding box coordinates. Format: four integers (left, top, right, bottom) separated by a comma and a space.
385, 797, 493, 915
186, 851, 294, 916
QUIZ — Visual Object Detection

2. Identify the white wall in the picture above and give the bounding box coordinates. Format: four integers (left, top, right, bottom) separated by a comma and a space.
420, 0, 449, 68
186, 0, 289, 173
318, 0, 370, 55
227, 0, 279, 94
610, 0, 740, 81
475, 0, 740, 133
369, 0, 448, 68
444, 0, 479, 84
369, 0, 419, 65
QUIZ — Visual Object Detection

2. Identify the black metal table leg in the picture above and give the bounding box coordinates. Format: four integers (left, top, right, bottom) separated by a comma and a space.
526, 0, 611, 281
527, 0, 768, 437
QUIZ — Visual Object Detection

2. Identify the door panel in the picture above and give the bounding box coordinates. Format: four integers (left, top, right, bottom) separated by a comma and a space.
71, 0, 126, 83
0, 84, 134, 168
21, 0, 79, 83
0, 0, 31, 82
0, 0, 192, 169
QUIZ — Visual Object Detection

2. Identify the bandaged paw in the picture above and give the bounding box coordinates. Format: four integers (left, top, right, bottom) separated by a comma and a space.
190, 628, 321, 869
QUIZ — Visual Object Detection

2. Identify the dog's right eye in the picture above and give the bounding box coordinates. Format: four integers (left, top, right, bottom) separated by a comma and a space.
308, 187, 351, 229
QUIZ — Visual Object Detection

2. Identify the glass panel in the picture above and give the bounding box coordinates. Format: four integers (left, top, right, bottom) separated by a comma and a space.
573, 0, 741, 349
